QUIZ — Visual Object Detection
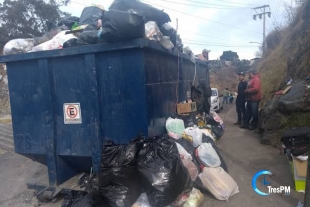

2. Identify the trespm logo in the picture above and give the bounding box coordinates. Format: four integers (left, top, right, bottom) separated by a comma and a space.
252, 170, 290, 196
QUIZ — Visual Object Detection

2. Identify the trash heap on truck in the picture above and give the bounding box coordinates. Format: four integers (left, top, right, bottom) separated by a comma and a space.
2, 0, 239, 206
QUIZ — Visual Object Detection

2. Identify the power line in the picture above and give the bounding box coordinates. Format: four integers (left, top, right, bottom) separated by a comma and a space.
142, 1, 262, 34
183, 39, 257, 46
178, 29, 247, 44
156, 0, 250, 9
183, 42, 258, 47
215, 0, 259, 6
180, 0, 251, 8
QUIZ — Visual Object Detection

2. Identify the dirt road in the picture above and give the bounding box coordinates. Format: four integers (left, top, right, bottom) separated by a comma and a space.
0, 104, 305, 207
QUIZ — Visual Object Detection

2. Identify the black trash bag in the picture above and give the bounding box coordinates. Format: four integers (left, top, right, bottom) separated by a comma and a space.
191, 82, 211, 115
99, 140, 143, 207
109, 0, 171, 26
63, 38, 78, 48
58, 16, 80, 29
99, 10, 145, 43
201, 134, 228, 173
78, 30, 101, 45
61, 191, 87, 207
160, 23, 177, 46
211, 125, 224, 139
175, 138, 201, 173
205, 114, 220, 126
177, 112, 198, 128
137, 136, 192, 207
79, 6, 105, 27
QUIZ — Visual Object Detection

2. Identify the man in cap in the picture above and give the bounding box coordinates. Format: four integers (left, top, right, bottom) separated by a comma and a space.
197, 49, 210, 61
234, 72, 247, 125
240, 69, 262, 130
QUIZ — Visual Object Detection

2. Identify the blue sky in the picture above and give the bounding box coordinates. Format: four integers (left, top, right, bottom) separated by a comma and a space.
62, 0, 295, 60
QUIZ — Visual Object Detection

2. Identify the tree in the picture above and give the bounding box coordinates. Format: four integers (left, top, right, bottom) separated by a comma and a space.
220, 51, 239, 61
0, 0, 71, 50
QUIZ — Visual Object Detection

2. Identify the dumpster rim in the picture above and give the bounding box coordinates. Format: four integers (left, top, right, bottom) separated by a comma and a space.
0, 38, 208, 66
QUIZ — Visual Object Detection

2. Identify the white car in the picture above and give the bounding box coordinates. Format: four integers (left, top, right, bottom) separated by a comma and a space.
210, 88, 223, 113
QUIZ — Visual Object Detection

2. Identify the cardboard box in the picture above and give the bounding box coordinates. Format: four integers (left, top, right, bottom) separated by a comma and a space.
293, 158, 308, 177
177, 102, 197, 114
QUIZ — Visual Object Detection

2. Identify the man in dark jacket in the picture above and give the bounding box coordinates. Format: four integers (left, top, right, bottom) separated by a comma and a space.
234, 72, 247, 125
240, 69, 262, 130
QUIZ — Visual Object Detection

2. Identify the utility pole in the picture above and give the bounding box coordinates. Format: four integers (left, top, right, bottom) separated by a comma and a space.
252, 5, 271, 55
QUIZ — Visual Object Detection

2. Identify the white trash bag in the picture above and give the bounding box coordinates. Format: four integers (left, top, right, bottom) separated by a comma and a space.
199, 167, 239, 201
166, 117, 185, 139
196, 143, 221, 167
183, 126, 203, 147
31, 30, 77, 52
3, 38, 37, 55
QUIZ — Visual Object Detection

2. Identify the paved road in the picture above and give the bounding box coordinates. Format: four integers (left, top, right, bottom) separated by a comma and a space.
0, 105, 305, 207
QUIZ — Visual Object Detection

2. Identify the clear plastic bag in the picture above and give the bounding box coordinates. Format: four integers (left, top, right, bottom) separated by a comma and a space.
183, 188, 204, 207
145, 21, 163, 41
182, 158, 199, 181
176, 143, 192, 160
132, 193, 151, 207
199, 167, 239, 201
196, 143, 221, 168
166, 117, 185, 139
160, 36, 174, 50
183, 127, 203, 147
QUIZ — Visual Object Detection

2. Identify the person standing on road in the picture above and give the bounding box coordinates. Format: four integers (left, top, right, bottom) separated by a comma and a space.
222, 88, 229, 104
234, 72, 247, 126
240, 69, 262, 130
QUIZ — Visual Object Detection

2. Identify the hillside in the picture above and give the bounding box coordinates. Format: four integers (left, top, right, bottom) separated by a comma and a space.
257, 0, 310, 145
209, 61, 238, 94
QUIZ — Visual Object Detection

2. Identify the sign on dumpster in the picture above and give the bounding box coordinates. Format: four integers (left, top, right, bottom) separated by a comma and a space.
63, 103, 82, 124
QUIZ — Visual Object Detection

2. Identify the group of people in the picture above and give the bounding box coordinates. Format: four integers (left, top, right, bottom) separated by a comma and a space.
234, 69, 262, 130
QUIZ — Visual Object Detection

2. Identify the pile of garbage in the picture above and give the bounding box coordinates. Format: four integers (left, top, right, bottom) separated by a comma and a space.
61, 110, 237, 207
3, 0, 186, 56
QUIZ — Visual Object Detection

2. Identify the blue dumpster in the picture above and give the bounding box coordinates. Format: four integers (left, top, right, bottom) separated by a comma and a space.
0, 39, 209, 186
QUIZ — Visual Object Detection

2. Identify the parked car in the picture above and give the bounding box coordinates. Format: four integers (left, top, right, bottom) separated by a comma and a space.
211, 88, 223, 113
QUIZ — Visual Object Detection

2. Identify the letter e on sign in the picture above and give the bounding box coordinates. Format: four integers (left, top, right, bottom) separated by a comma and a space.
64, 103, 82, 124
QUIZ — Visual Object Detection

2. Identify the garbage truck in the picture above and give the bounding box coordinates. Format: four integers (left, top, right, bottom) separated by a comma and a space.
0, 38, 210, 201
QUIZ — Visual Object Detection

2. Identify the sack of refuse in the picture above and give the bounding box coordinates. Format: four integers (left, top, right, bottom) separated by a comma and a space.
99, 140, 143, 207
3, 38, 37, 55
166, 117, 185, 139
137, 136, 192, 207
145, 21, 163, 41
183, 127, 203, 147
145, 21, 174, 50
211, 124, 224, 139
196, 143, 221, 168
199, 167, 239, 201
79, 6, 105, 27
201, 134, 228, 172
109, 0, 171, 26
160, 23, 177, 46
211, 111, 224, 127
58, 16, 80, 30
98, 10, 145, 43
183, 188, 204, 207
175, 138, 201, 173
175, 143, 198, 181
31, 31, 77, 52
